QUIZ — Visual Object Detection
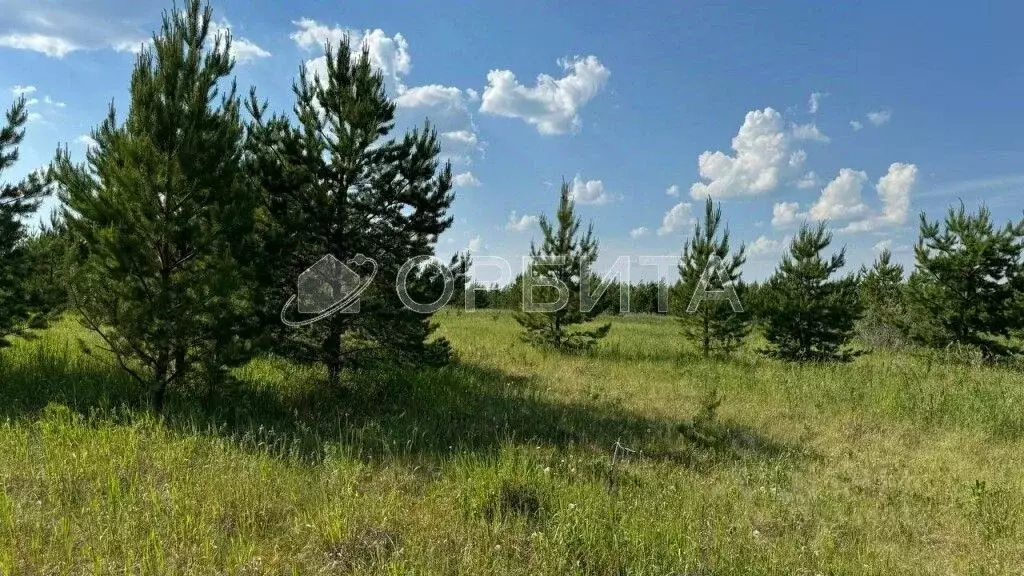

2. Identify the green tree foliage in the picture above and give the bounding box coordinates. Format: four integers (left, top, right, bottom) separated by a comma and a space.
760, 222, 862, 362
245, 37, 454, 384
672, 197, 750, 356
0, 98, 51, 345
904, 203, 1024, 357
515, 182, 610, 351
52, 0, 259, 411
857, 248, 906, 348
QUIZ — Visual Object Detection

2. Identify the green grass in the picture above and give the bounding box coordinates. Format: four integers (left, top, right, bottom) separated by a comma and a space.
1, 312, 1022, 574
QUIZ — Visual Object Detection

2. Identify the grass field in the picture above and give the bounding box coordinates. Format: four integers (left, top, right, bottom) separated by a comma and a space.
1, 312, 1022, 574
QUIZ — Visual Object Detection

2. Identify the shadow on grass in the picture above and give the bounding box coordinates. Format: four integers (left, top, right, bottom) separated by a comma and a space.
0, 336, 808, 470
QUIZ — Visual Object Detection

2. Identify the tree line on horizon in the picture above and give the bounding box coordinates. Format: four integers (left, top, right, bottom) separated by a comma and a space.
1, 0, 1023, 413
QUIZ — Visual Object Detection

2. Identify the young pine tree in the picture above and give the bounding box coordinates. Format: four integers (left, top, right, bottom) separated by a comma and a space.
514, 182, 610, 351
0, 98, 51, 345
246, 38, 455, 385
673, 197, 750, 356
52, 0, 258, 411
857, 248, 906, 348
904, 203, 1024, 357
760, 222, 861, 362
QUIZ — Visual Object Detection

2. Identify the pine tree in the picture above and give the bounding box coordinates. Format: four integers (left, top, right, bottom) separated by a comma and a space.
904, 203, 1024, 357
514, 181, 610, 351
672, 197, 750, 356
246, 37, 455, 385
857, 248, 906, 348
0, 97, 51, 345
760, 222, 861, 362
52, 0, 258, 411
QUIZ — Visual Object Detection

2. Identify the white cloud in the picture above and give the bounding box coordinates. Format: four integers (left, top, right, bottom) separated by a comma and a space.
570, 174, 612, 205
808, 91, 827, 114
657, 202, 693, 236
10, 85, 37, 97
441, 130, 478, 146
479, 55, 610, 135
808, 168, 869, 221
791, 122, 830, 143
873, 239, 892, 252
796, 171, 818, 189
689, 107, 807, 199
866, 109, 892, 126
26, 111, 43, 123
844, 163, 918, 232
453, 172, 481, 188
630, 227, 648, 239
291, 19, 411, 89
394, 85, 465, 108
506, 211, 539, 232
76, 135, 98, 149
42, 95, 64, 107
228, 37, 270, 64
666, 184, 679, 196
850, 120, 863, 131
747, 235, 791, 258
467, 235, 483, 252
112, 38, 150, 54
0, 32, 78, 57
771, 201, 800, 228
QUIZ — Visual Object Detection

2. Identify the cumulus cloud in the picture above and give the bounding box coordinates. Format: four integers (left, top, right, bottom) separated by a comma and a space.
479, 55, 610, 135
442, 130, 478, 146
850, 120, 863, 131
666, 184, 679, 196
796, 171, 819, 189
657, 202, 693, 236
808, 168, 869, 221
747, 235, 791, 258
453, 172, 481, 188
10, 85, 37, 97
76, 135, 98, 149
866, 109, 892, 126
630, 227, 648, 239
291, 19, 411, 90
570, 174, 612, 205
771, 201, 800, 228
689, 107, 809, 199
844, 163, 918, 232
791, 122, 830, 143
43, 95, 65, 107
506, 211, 539, 232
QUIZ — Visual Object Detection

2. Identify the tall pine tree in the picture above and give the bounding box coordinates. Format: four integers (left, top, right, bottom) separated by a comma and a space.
52, 0, 258, 411
672, 197, 750, 356
0, 97, 51, 345
904, 203, 1024, 357
857, 248, 906, 348
760, 222, 861, 362
246, 37, 454, 384
514, 181, 610, 351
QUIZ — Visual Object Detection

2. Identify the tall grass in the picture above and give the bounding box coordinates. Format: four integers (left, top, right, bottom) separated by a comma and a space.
0, 313, 1021, 574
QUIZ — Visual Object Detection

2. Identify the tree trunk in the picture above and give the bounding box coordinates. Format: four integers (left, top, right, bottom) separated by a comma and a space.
151, 356, 169, 414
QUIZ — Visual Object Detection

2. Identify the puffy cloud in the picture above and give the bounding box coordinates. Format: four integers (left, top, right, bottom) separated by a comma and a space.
76, 135, 98, 149
394, 85, 465, 108
791, 122, 830, 143
506, 211, 539, 232
43, 95, 65, 107
808, 91, 827, 114
657, 202, 693, 236
441, 130, 478, 146
866, 109, 892, 126
747, 235, 791, 258
665, 184, 679, 196
453, 172, 481, 188
689, 107, 808, 199
570, 174, 612, 205
796, 171, 819, 189
291, 19, 411, 89
772, 201, 800, 228
479, 55, 610, 135
0, 32, 78, 57
844, 163, 918, 232
10, 85, 36, 97
808, 168, 869, 221
850, 120, 863, 131
630, 227, 648, 239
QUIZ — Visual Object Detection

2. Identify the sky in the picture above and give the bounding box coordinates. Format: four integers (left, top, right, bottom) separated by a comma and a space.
3, 0, 1024, 284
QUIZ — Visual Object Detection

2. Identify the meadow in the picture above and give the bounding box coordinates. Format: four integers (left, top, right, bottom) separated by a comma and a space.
0, 311, 1022, 574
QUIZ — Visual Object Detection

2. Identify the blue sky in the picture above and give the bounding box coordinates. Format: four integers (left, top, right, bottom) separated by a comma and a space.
3, 0, 1023, 283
